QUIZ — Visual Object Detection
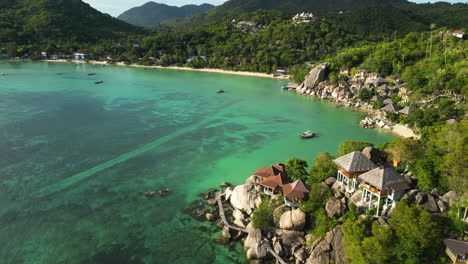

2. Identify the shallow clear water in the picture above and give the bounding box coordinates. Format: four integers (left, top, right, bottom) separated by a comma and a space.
0, 62, 395, 264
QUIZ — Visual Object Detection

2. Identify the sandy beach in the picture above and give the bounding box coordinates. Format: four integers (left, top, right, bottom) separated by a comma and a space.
44, 59, 290, 79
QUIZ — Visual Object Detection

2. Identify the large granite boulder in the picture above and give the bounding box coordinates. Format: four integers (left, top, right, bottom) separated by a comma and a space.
306, 227, 345, 264
349, 190, 363, 207
233, 208, 248, 228
325, 198, 347, 218
275, 229, 305, 256
362, 147, 386, 164
244, 223, 267, 260
279, 209, 306, 231
441, 191, 460, 207
421, 194, 440, 213
401, 189, 418, 203
325, 177, 336, 186
298, 63, 330, 90
229, 184, 262, 214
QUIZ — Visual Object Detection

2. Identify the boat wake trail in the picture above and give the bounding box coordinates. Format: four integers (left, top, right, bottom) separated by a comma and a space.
34, 102, 238, 198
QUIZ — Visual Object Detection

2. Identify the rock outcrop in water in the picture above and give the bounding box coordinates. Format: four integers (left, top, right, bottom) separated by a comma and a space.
298, 62, 330, 91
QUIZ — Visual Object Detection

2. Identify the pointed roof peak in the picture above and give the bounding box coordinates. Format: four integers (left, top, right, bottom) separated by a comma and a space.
334, 151, 377, 173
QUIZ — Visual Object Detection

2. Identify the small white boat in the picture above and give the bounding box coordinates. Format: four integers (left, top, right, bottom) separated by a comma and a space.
299, 130, 315, 138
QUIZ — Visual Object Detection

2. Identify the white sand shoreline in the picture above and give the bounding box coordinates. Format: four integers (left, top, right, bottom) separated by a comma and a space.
43, 59, 290, 79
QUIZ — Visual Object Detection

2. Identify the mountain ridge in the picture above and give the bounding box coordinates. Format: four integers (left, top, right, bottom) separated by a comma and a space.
117, 2, 215, 26
162, 0, 409, 28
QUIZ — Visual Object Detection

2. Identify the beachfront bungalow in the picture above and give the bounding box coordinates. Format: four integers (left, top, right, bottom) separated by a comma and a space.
74, 52, 91, 61
359, 166, 409, 216
355, 69, 369, 78
381, 103, 401, 113
186, 56, 207, 63
259, 172, 289, 196
275, 68, 289, 76
444, 239, 468, 263
333, 151, 378, 191
282, 180, 311, 207
252, 164, 286, 183
40, 51, 48, 60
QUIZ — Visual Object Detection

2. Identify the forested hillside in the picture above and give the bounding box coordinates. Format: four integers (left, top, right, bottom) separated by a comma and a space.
0, 0, 142, 45
117, 2, 214, 26
163, 0, 408, 29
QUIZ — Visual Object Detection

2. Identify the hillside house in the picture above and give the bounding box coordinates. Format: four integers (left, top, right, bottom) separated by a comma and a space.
371, 95, 384, 102
388, 75, 401, 84
338, 80, 347, 88
398, 106, 413, 117
368, 72, 381, 79
444, 239, 468, 264
398, 86, 408, 95
292, 12, 319, 24
355, 69, 369, 78
340, 67, 350, 75
282, 180, 311, 207
333, 151, 378, 191
252, 164, 310, 207
359, 166, 409, 216
373, 77, 389, 86
381, 103, 401, 113
450, 30, 465, 39
252, 164, 286, 183
260, 172, 289, 196
402, 94, 410, 103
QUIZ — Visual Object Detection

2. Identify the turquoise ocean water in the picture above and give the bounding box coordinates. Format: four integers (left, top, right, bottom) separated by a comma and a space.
0, 62, 395, 263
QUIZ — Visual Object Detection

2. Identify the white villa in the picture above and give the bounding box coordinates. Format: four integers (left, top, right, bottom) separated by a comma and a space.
359, 167, 410, 216
333, 151, 378, 191
292, 12, 319, 24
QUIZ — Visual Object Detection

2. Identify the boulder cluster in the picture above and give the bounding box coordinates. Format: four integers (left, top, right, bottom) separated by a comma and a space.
186, 172, 460, 263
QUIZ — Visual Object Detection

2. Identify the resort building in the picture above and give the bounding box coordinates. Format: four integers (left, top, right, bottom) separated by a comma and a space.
259, 172, 289, 196
251, 164, 286, 183
292, 13, 319, 24
380, 102, 401, 113
450, 30, 465, 39
355, 69, 369, 78
252, 164, 310, 207
333, 151, 378, 191
339, 67, 350, 75
398, 106, 413, 117
359, 166, 409, 216
444, 239, 468, 264
74, 52, 91, 60
282, 180, 311, 207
